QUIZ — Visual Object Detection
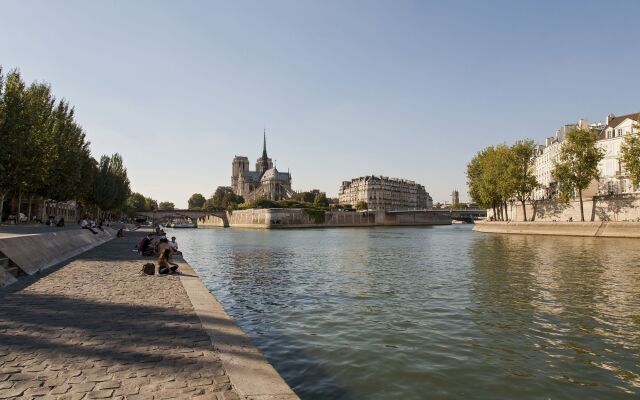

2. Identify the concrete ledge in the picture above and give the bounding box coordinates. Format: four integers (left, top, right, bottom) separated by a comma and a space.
473, 221, 640, 238
0, 228, 116, 286
179, 263, 299, 400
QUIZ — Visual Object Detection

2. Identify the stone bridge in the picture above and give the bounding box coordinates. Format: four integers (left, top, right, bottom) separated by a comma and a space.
449, 208, 487, 222
135, 209, 229, 227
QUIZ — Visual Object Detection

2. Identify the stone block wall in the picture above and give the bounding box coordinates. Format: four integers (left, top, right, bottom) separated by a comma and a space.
199, 209, 451, 229
489, 194, 640, 222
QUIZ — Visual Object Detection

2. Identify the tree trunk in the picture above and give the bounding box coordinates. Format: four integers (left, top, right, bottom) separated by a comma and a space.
578, 188, 584, 222
17, 191, 22, 225
0, 192, 5, 223
503, 201, 508, 221
28, 194, 34, 222
521, 200, 527, 222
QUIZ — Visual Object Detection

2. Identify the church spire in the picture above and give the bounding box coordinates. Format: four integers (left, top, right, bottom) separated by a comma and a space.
262, 128, 268, 159
260, 129, 270, 174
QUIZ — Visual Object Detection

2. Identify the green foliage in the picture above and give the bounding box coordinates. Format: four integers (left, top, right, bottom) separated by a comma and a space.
0, 66, 133, 220
621, 119, 640, 187
553, 128, 604, 221
204, 187, 244, 211
158, 201, 175, 211
355, 201, 368, 211
303, 208, 326, 223
467, 145, 511, 208
291, 191, 317, 203
313, 192, 329, 207
127, 192, 156, 212
188, 193, 206, 210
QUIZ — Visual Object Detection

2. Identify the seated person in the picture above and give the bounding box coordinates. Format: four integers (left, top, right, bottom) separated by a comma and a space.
158, 249, 179, 274
157, 238, 173, 256
139, 235, 154, 256
56, 217, 65, 227
169, 236, 181, 255
116, 228, 124, 238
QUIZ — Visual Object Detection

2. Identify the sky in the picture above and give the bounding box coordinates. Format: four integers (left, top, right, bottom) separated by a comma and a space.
2, 0, 640, 207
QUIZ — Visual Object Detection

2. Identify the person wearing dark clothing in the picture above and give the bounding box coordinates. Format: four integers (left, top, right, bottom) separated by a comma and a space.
56, 217, 65, 227
158, 249, 179, 274
139, 235, 154, 256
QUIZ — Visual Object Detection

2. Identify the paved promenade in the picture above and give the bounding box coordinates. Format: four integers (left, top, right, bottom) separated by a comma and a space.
0, 231, 240, 399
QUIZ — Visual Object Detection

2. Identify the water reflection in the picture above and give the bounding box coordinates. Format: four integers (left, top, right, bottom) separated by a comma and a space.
178, 226, 640, 399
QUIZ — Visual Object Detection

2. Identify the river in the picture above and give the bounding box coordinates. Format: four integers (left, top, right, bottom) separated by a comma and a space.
175, 225, 640, 399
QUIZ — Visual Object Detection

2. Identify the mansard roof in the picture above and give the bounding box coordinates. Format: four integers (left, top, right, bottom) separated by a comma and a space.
606, 112, 640, 129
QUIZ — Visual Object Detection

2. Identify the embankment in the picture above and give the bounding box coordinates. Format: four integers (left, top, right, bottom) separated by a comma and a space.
473, 220, 640, 238
199, 208, 451, 229
0, 228, 116, 286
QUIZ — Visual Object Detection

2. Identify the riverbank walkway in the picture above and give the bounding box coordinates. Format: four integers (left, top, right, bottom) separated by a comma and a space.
0, 231, 241, 399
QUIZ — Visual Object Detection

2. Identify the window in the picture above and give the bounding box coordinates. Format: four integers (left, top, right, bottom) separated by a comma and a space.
618, 128, 622, 136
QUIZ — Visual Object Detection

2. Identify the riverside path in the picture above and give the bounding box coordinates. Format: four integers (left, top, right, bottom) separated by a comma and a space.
0, 231, 241, 400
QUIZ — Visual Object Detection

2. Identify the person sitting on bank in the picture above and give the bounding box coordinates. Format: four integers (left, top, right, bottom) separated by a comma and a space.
116, 228, 124, 238
80, 217, 98, 234
158, 248, 179, 274
157, 237, 174, 256
139, 234, 154, 256
56, 217, 65, 227
169, 236, 181, 255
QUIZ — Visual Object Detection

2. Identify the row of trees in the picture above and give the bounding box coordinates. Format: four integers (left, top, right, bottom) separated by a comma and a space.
0, 67, 132, 221
467, 126, 640, 222
467, 140, 539, 221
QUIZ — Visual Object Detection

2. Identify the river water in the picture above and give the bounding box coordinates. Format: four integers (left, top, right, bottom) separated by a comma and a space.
175, 225, 640, 399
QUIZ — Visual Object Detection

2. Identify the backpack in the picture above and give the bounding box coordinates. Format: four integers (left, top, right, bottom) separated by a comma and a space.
142, 263, 155, 275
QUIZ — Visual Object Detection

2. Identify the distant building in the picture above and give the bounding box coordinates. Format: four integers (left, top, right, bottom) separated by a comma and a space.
597, 112, 640, 195
451, 190, 460, 207
532, 118, 603, 200
338, 175, 432, 211
231, 132, 293, 201
532, 114, 639, 200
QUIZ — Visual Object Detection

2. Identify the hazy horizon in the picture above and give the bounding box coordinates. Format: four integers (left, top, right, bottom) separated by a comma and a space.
2, 0, 639, 208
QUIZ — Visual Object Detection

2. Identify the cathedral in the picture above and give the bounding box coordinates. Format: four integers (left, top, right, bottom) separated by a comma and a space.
231, 132, 293, 201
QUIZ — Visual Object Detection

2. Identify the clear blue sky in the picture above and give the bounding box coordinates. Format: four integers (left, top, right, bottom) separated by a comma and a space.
2, 0, 639, 207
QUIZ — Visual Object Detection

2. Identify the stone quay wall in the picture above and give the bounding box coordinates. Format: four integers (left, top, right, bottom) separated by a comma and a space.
474, 220, 640, 238
0, 228, 116, 287
199, 208, 451, 229
489, 194, 640, 222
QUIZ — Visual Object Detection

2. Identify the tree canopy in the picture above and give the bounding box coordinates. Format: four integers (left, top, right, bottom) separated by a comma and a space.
553, 128, 604, 221
188, 193, 206, 210
158, 201, 175, 211
0, 66, 136, 221
621, 119, 640, 188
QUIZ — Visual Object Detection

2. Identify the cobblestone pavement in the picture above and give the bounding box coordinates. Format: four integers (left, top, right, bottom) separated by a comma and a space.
0, 232, 241, 400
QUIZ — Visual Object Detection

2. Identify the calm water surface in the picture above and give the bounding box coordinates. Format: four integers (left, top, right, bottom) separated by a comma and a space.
175, 225, 640, 399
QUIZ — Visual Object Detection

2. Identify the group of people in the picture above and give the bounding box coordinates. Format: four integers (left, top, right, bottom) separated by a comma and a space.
79, 217, 106, 234
138, 227, 181, 275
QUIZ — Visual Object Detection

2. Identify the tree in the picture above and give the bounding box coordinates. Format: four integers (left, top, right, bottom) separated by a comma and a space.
313, 192, 329, 207
466, 145, 515, 220
509, 140, 539, 221
621, 119, 640, 188
355, 200, 368, 211
553, 128, 604, 221
204, 187, 244, 211
158, 201, 175, 211
127, 192, 154, 211
291, 191, 317, 203
188, 193, 206, 210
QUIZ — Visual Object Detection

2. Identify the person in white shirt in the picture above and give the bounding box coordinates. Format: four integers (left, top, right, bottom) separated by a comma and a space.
169, 236, 181, 254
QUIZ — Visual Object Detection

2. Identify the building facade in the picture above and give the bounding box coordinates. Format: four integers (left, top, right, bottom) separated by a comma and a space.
338, 175, 432, 211
531, 112, 640, 200
597, 112, 640, 195
532, 118, 605, 200
231, 133, 293, 201
451, 190, 460, 207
